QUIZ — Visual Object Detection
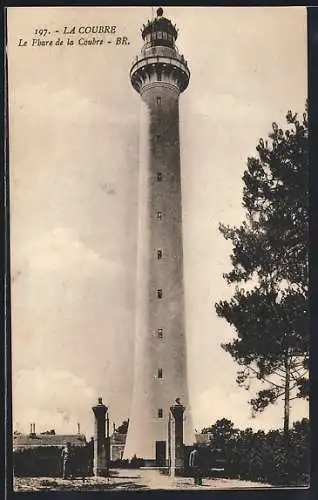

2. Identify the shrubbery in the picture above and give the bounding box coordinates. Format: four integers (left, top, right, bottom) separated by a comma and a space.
14, 445, 90, 477
14, 446, 63, 477
110, 456, 145, 469
199, 418, 309, 486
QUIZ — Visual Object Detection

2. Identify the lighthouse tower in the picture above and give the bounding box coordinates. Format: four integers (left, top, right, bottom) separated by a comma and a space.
124, 8, 193, 465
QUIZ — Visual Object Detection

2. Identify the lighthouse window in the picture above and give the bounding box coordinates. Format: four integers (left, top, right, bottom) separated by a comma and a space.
156, 134, 161, 142
157, 31, 163, 39
157, 289, 163, 299
163, 32, 168, 40
168, 34, 172, 41
158, 368, 163, 379
157, 211, 162, 220
157, 328, 163, 338
158, 408, 163, 418
156, 96, 161, 106
157, 249, 162, 260
157, 172, 162, 182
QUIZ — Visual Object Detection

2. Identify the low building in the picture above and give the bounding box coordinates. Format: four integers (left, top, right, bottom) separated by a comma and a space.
13, 426, 88, 477
13, 432, 87, 451
110, 432, 126, 462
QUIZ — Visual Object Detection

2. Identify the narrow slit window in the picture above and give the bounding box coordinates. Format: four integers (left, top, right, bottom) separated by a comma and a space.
157, 328, 163, 338
158, 408, 163, 418
157, 289, 163, 299
157, 172, 162, 182
156, 134, 161, 142
156, 96, 161, 106
157, 211, 162, 221
158, 368, 163, 379
157, 249, 162, 260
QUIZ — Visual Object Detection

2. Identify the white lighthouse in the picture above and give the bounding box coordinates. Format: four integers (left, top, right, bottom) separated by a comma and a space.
124, 8, 193, 465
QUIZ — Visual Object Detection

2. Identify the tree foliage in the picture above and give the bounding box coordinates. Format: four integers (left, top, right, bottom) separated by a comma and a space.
116, 420, 129, 434
198, 418, 309, 486
202, 418, 238, 440
215, 107, 309, 433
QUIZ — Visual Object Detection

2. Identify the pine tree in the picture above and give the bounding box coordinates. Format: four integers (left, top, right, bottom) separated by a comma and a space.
215, 107, 309, 436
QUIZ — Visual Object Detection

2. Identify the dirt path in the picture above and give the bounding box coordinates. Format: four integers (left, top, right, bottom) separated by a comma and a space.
14, 469, 272, 491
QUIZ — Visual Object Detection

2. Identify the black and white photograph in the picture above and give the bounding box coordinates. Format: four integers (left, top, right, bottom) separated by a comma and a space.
6, 6, 309, 491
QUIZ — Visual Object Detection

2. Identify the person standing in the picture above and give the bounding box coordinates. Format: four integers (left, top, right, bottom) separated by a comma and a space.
87, 437, 94, 476
189, 444, 202, 486
61, 442, 73, 479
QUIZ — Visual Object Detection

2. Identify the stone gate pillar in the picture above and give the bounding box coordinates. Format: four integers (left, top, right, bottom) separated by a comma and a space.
170, 398, 186, 474
92, 397, 108, 476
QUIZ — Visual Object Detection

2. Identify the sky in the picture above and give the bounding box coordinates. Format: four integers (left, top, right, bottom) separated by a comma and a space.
7, 6, 308, 438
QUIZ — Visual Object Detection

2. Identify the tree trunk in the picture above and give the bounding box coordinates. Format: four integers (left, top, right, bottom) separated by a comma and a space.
283, 352, 290, 441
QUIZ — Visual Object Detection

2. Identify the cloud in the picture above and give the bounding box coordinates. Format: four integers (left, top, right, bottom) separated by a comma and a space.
13, 84, 105, 125
13, 367, 97, 435
189, 93, 264, 123
192, 384, 309, 433
11, 226, 130, 379
12, 226, 124, 283
25, 226, 108, 274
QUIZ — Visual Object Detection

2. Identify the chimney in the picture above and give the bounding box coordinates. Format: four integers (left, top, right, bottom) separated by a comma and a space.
29, 423, 36, 437
77, 422, 80, 435
113, 422, 116, 433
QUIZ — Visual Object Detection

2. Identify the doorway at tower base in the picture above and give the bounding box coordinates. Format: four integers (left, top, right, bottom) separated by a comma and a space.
124, 440, 186, 475
126, 439, 168, 468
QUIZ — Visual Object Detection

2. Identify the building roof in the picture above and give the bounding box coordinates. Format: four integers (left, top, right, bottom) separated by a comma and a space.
13, 433, 87, 450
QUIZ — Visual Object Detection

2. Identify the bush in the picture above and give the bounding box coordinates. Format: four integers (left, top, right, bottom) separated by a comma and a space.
130, 455, 145, 468
14, 445, 91, 477
199, 418, 309, 486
